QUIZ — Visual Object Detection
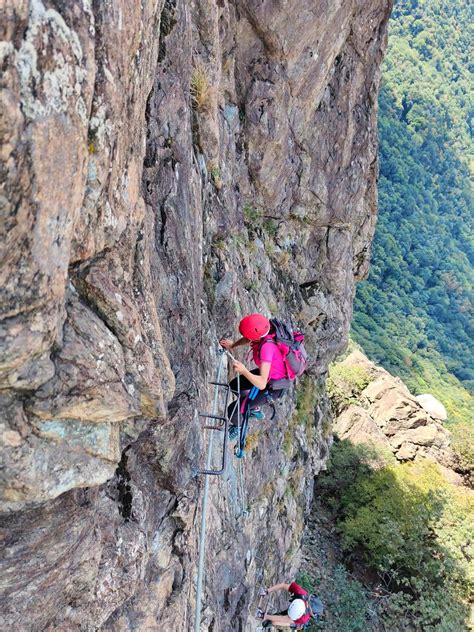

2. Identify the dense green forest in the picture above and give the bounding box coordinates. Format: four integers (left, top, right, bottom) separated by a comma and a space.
351, 0, 474, 462
313, 5, 474, 629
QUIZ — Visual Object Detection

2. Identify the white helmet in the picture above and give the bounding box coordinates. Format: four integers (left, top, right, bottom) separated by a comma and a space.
288, 598, 306, 621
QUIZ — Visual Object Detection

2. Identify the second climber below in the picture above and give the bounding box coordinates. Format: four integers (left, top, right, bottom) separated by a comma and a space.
256, 580, 311, 628
219, 313, 291, 438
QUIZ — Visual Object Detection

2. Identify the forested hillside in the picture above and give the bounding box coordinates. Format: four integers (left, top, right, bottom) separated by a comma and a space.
352, 0, 473, 461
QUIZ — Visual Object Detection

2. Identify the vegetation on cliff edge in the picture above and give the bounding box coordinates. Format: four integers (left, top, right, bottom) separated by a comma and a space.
317, 439, 473, 630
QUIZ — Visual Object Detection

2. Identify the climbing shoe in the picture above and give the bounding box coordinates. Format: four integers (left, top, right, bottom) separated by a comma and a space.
250, 407, 265, 420
255, 608, 265, 620
228, 424, 239, 441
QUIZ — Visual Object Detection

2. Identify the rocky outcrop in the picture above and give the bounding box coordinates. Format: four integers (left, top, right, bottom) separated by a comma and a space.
333, 350, 462, 482
1, 1, 392, 629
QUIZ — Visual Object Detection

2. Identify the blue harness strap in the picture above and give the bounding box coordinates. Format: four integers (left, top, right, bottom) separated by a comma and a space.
249, 386, 259, 401
235, 386, 260, 458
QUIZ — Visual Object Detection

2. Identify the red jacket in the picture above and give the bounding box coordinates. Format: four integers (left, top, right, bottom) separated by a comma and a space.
288, 582, 311, 625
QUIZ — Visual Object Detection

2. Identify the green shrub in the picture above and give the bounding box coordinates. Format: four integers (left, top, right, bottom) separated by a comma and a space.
262, 217, 279, 237
339, 459, 473, 598
317, 439, 385, 514
448, 421, 474, 483
243, 203, 261, 226
329, 566, 371, 632
326, 364, 371, 414
377, 584, 469, 632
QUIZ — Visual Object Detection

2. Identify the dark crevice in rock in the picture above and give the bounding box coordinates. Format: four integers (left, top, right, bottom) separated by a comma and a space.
299, 279, 318, 289
159, 202, 167, 246
234, 590, 247, 631
158, 0, 178, 63
299, 279, 322, 302
116, 447, 134, 522
144, 85, 157, 169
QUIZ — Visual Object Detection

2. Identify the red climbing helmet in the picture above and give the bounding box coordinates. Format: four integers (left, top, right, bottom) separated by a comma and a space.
239, 313, 270, 340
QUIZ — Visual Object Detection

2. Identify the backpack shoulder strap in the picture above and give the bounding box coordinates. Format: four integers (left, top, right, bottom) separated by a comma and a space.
258, 335, 277, 351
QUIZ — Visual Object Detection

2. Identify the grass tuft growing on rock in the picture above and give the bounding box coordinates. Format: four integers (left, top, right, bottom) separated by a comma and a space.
243, 203, 261, 226
283, 376, 319, 457
190, 66, 212, 112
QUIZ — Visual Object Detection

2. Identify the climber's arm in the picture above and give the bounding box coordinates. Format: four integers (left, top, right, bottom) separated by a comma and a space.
233, 361, 270, 390
219, 337, 249, 350
264, 614, 294, 627
266, 583, 291, 593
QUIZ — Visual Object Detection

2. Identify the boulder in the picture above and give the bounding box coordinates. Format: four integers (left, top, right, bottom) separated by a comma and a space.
334, 404, 392, 451
415, 394, 448, 420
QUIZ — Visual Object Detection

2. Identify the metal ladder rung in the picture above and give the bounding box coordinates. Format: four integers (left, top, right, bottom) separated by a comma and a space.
198, 374, 231, 476
199, 412, 227, 421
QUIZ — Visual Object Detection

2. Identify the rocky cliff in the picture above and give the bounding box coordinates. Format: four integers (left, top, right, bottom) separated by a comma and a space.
331, 349, 464, 484
0, 1, 392, 630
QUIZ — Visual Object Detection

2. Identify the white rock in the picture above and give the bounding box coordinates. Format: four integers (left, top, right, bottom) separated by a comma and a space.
415, 394, 447, 420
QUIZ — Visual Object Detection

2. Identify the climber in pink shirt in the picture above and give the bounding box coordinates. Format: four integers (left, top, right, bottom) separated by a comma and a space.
220, 314, 292, 438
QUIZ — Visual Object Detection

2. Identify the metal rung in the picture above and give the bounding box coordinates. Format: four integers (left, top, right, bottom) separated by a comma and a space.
198, 417, 228, 475
199, 412, 227, 421
199, 376, 231, 476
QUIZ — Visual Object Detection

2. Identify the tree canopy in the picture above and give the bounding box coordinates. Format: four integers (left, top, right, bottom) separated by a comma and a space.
352, 0, 474, 455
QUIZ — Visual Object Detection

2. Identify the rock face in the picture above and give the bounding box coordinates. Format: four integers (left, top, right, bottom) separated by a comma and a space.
0, 1, 392, 630
333, 350, 461, 479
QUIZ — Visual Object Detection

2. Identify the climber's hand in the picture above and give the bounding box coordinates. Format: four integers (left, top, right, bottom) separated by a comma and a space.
219, 338, 233, 350
233, 360, 246, 374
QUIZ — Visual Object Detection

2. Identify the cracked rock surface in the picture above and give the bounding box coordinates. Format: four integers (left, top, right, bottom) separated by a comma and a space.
1, 0, 391, 629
